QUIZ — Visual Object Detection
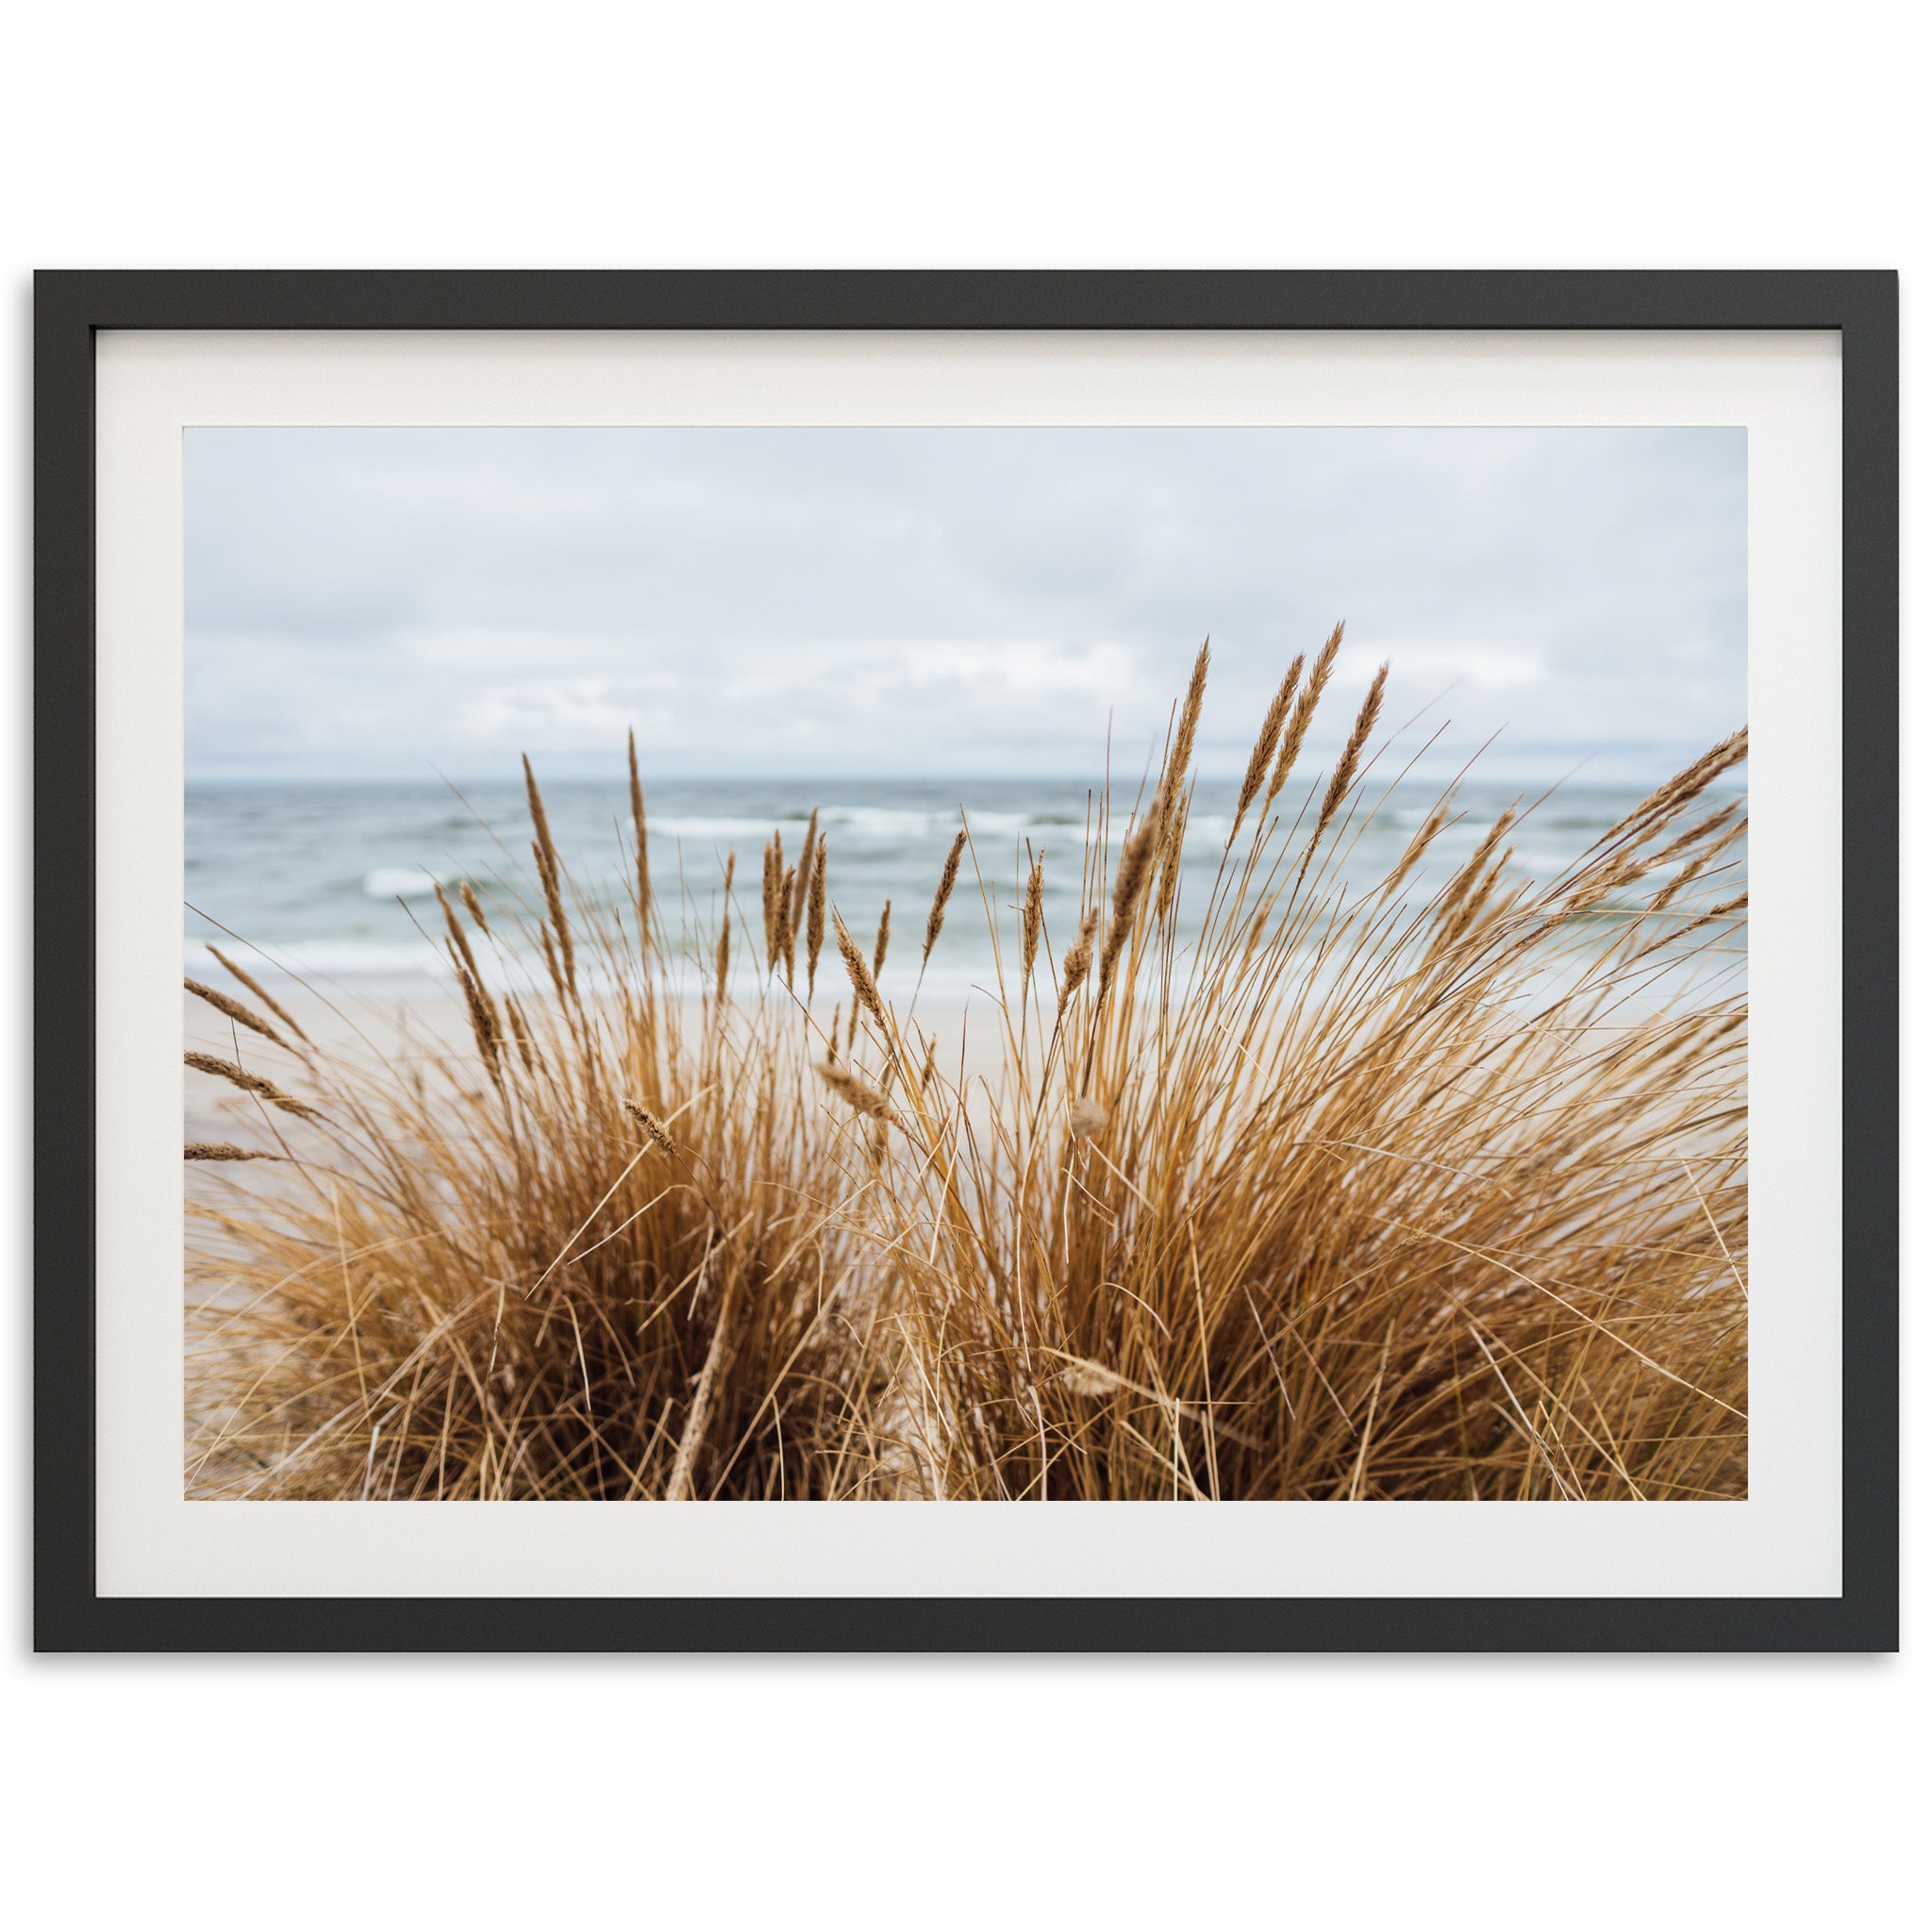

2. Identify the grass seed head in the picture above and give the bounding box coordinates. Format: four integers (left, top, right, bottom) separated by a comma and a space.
185, 978, 291, 1054
1057, 907, 1099, 1020
524, 756, 576, 993
1268, 620, 1343, 807
1315, 660, 1388, 838
205, 948, 309, 1044
924, 830, 967, 964
807, 843, 828, 1000
627, 729, 652, 943
624, 1100, 678, 1158
815, 1061, 891, 1121
183, 1051, 320, 1120
1231, 653, 1303, 842
1157, 638, 1211, 823
834, 909, 890, 1031
1021, 854, 1045, 987
1098, 814, 1161, 996
185, 1141, 283, 1163
792, 810, 819, 926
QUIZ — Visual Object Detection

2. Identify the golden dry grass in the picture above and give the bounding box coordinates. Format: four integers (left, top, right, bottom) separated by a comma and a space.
187, 641, 1747, 1502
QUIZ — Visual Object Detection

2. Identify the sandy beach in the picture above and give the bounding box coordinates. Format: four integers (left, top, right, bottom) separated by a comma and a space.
183, 983, 1019, 1154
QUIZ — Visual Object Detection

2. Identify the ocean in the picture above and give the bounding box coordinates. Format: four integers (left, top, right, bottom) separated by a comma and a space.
184, 770, 1745, 1008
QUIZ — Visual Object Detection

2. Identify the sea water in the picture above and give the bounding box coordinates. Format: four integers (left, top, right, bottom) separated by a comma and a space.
185, 770, 1745, 1009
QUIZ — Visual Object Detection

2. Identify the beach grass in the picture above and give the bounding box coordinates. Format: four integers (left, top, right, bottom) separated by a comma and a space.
186, 632, 1747, 1501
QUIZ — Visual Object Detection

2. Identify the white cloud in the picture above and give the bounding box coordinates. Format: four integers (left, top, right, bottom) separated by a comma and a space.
718, 638, 1143, 707
185, 425, 1745, 779
893, 639, 1142, 698
452, 678, 665, 749
1346, 641, 1547, 693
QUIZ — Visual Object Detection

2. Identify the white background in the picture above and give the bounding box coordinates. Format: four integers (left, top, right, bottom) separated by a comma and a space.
1, 3, 1920, 1927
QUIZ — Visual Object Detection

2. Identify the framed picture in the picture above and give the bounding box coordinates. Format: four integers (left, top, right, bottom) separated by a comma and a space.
34, 271, 1898, 1652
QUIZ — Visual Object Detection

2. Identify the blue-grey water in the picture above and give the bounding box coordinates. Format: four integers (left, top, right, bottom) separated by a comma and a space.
185, 771, 1745, 1008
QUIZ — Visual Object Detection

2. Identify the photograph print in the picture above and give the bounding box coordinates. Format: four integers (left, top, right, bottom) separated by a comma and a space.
183, 425, 1748, 1504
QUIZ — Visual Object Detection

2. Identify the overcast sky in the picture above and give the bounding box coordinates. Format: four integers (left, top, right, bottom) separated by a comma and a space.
185, 425, 1745, 784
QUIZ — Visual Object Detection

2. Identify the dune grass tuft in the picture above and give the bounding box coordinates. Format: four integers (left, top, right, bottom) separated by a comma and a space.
187, 635, 1747, 1502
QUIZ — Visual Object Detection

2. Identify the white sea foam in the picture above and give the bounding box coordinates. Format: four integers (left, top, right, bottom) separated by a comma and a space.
361, 866, 444, 900
184, 937, 633, 999
961, 809, 1032, 837
189, 938, 449, 984
649, 805, 1107, 845
814, 807, 942, 840
650, 814, 806, 840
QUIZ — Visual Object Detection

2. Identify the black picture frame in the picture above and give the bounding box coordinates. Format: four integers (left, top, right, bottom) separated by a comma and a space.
33, 269, 1899, 1654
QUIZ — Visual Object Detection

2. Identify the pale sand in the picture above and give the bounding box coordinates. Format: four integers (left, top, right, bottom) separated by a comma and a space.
185, 988, 474, 1148
182, 985, 1024, 1152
